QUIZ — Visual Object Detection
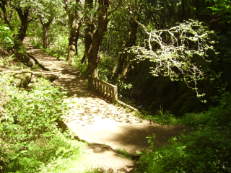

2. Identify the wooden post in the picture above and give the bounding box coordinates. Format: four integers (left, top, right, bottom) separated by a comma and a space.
88, 77, 93, 89
113, 85, 118, 101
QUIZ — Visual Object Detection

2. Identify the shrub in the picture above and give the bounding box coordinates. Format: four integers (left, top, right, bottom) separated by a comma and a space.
136, 93, 231, 173
45, 34, 68, 60
98, 53, 116, 81
0, 25, 14, 49
0, 74, 81, 173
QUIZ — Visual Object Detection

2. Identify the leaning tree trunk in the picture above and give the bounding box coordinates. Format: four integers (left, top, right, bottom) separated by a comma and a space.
113, 20, 138, 81
86, 0, 109, 78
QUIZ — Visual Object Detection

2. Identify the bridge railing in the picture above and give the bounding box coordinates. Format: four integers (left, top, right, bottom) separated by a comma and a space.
89, 77, 118, 101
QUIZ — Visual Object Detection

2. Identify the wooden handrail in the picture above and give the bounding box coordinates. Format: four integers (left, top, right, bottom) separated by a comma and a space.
89, 77, 118, 101
89, 77, 139, 112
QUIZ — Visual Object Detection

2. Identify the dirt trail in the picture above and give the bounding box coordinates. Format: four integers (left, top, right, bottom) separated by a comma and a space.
28, 48, 184, 172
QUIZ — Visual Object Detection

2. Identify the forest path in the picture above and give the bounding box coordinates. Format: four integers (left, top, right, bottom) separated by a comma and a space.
28, 48, 184, 172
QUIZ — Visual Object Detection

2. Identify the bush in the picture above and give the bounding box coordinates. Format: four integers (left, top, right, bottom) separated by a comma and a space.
136, 93, 231, 173
45, 34, 68, 60
0, 25, 14, 49
0, 74, 81, 173
98, 53, 116, 81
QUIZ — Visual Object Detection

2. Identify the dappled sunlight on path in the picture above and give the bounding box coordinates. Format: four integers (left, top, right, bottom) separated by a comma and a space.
28, 48, 91, 97
29, 48, 184, 172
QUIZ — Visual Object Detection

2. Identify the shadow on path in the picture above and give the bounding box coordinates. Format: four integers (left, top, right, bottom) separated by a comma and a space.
27, 47, 186, 172
28, 48, 95, 97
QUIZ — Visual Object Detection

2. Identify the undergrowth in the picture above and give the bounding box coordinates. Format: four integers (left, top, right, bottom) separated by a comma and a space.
44, 34, 68, 60
97, 53, 115, 81
30, 34, 68, 60
136, 93, 231, 173
0, 74, 83, 173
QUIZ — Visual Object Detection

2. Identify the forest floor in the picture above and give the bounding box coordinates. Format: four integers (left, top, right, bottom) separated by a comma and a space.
26, 48, 184, 172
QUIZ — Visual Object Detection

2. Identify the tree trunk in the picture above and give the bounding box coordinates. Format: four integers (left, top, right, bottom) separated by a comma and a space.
65, 0, 82, 64
181, 0, 193, 20
75, 27, 80, 54
40, 18, 53, 49
14, 8, 31, 65
0, 0, 12, 29
86, 0, 109, 78
0, 4, 31, 65
13, 40, 31, 65
81, 0, 94, 64
113, 20, 138, 81
67, 29, 76, 64
42, 25, 49, 49
81, 23, 94, 64
15, 8, 29, 42
67, 21, 81, 64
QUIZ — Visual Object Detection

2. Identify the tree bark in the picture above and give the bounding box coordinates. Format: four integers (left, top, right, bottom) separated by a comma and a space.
81, 22, 94, 64
40, 18, 53, 49
42, 25, 49, 49
13, 8, 31, 64
65, 0, 82, 64
13, 41, 30, 65
0, 0, 12, 29
81, 0, 94, 64
15, 8, 29, 42
86, 0, 109, 78
67, 28, 76, 64
67, 19, 81, 64
0, 3, 31, 65
113, 20, 138, 81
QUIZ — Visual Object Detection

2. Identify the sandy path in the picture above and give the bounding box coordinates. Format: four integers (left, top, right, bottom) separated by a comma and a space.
28, 48, 184, 172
